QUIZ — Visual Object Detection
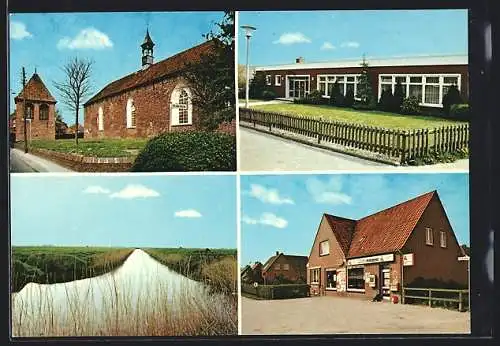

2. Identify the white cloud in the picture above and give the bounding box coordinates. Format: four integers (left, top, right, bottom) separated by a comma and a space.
174, 209, 202, 218
247, 184, 294, 205
57, 27, 113, 50
83, 185, 110, 194
109, 184, 160, 199
341, 41, 360, 48
10, 21, 32, 40
306, 177, 352, 205
320, 42, 336, 50
273, 32, 311, 45
242, 213, 288, 229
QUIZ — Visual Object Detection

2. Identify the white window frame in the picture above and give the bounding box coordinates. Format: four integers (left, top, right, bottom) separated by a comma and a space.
346, 266, 365, 293
98, 106, 104, 131
285, 75, 311, 99
378, 73, 461, 108
266, 75, 272, 86
316, 74, 361, 100
426, 227, 434, 246
170, 86, 193, 126
275, 75, 282, 86
126, 98, 136, 129
440, 230, 447, 248
310, 268, 320, 284
319, 240, 330, 256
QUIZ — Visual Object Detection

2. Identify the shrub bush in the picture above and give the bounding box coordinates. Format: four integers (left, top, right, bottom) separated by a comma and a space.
306, 90, 324, 105
442, 85, 463, 115
377, 89, 394, 111
261, 89, 276, 100
449, 103, 470, 121
401, 96, 420, 115
392, 81, 405, 112
329, 81, 345, 107
131, 131, 236, 172
344, 89, 355, 107
353, 100, 377, 111
241, 283, 310, 299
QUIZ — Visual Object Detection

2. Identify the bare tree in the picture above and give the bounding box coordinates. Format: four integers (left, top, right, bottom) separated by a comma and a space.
53, 57, 93, 145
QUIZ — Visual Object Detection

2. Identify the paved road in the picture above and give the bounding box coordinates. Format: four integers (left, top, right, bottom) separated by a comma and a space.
10, 149, 73, 173
239, 127, 469, 172
241, 296, 470, 334
239, 127, 388, 171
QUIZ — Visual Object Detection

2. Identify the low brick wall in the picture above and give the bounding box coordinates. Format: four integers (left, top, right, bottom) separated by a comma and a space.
31, 148, 135, 172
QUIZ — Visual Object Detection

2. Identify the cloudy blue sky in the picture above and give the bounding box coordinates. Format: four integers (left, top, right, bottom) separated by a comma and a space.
10, 174, 237, 249
9, 11, 225, 124
240, 173, 469, 266
238, 10, 468, 66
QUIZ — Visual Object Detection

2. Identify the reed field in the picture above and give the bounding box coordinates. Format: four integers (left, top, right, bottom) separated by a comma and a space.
11, 247, 238, 337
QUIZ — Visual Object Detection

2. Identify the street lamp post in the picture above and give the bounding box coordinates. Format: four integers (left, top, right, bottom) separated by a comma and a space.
240, 25, 256, 109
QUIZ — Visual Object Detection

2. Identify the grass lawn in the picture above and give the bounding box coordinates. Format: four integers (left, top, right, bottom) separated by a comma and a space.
28, 138, 149, 157
252, 104, 467, 130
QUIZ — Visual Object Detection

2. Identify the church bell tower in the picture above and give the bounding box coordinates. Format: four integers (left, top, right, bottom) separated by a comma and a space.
141, 29, 155, 70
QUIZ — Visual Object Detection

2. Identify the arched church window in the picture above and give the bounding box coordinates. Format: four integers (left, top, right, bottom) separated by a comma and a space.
98, 106, 104, 131
170, 86, 192, 126
126, 99, 136, 128
25, 103, 34, 119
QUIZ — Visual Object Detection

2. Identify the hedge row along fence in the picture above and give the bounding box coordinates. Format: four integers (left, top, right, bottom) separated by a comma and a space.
240, 108, 469, 165
241, 283, 310, 300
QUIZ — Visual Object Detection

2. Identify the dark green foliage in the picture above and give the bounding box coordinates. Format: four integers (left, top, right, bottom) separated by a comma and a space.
404, 147, 469, 166
377, 88, 394, 111
11, 247, 133, 293
449, 103, 470, 121
261, 89, 276, 100
182, 11, 235, 131
401, 96, 420, 115
306, 90, 324, 104
329, 81, 345, 107
442, 84, 463, 115
344, 89, 355, 107
241, 283, 310, 299
249, 73, 267, 99
352, 100, 377, 110
131, 131, 236, 172
355, 55, 376, 108
392, 81, 405, 112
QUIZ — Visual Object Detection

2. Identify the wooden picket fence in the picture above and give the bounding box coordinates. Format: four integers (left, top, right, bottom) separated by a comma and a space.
240, 108, 469, 164
402, 287, 469, 312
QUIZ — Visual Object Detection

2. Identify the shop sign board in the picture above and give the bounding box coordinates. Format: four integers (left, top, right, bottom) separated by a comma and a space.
403, 253, 414, 266
347, 253, 394, 266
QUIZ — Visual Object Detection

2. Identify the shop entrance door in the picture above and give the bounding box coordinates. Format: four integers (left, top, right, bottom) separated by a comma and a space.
287, 77, 309, 99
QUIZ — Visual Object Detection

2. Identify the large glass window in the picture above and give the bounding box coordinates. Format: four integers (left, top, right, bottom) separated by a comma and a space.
317, 74, 360, 98
310, 268, 320, 284
178, 89, 189, 125
378, 74, 461, 107
347, 267, 365, 291
25, 103, 34, 119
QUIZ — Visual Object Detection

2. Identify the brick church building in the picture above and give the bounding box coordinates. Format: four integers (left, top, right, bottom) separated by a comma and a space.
14, 72, 57, 141
84, 30, 235, 138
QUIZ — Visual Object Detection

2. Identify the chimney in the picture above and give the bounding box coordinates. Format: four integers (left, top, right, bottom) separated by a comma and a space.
295, 57, 304, 64
276, 251, 279, 256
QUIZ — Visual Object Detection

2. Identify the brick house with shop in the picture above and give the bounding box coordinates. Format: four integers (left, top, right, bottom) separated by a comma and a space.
84, 30, 235, 138
255, 55, 468, 109
14, 72, 57, 141
307, 190, 468, 301
262, 251, 308, 284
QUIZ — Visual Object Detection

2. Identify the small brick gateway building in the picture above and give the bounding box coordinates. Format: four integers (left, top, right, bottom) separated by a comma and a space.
307, 190, 468, 301
14, 72, 57, 141
84, 30, 235, 138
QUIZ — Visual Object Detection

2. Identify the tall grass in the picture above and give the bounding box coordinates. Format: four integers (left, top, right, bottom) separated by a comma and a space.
11, 250, 237, 336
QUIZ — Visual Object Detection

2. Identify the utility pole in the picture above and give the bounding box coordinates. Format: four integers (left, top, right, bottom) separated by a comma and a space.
22, 67, 28, 153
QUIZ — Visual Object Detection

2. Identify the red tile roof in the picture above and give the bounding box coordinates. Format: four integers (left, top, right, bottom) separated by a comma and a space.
14, 73, 56, 103
325, 191, 436, 259
84, 39, 216, 106
262, 253, 308, 273
323, 214, 356, 255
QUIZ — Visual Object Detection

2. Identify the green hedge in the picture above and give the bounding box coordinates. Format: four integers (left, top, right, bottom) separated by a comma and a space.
131, 131, 236, 172
241, 283, 310, 299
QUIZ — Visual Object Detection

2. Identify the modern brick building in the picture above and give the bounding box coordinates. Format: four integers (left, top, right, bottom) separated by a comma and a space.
307, 190, 468, 301
84, 30, 235, 139
262, 251, 308, 284
255, 55, 468, 109
14, 72, 57, 141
